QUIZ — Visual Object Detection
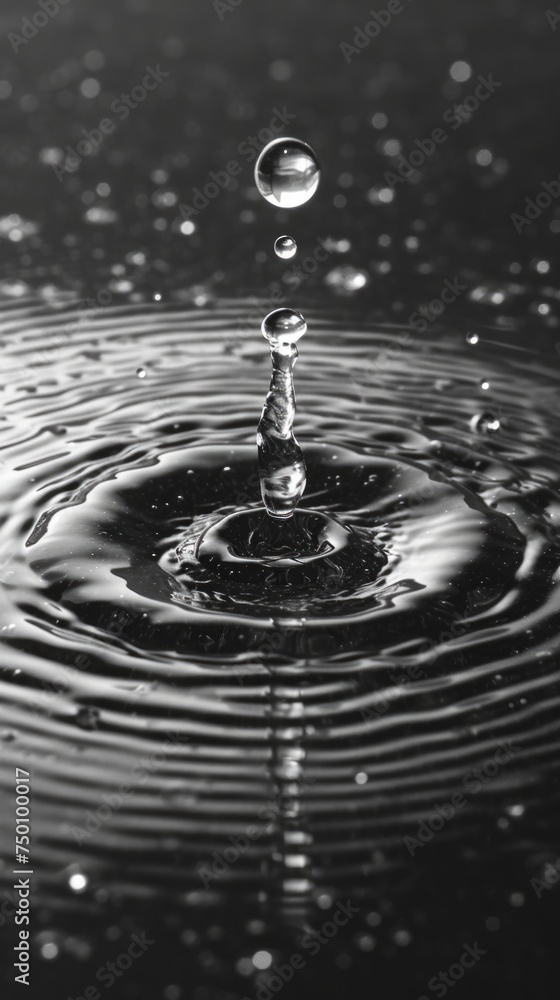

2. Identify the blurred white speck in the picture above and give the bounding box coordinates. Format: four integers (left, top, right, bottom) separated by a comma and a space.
379, 187, 394, 204
69, 872, 88, 893
83, 51, 105, 72
0, 279, 30, 298
475, 148, 493, 167
371, 112, 388, 129
152, 189, 178, 209
269, 59, 292, 82
382, 138, 402, 157
126, 250, 147, 266
154, 293, 162, 302
109, 278, 134, 294
163, 986, 182, 1000
449, 60, 472, 82
367, 186, 394, 205
0, 80, 13, 100
96, 182, 111, 198
338, 171, 354, 188
40, 941, 59, 960
39, 146, 64, 166
393, 929, 412, 946
321, 236, 351, 253
538, 302, 551, 315
492, 157, 509, 176
0, 214, 40, 239
236, 957, 254, 976
80, 77, 101, 99
180, 220, 196, 236
84, 205, 118, 225
404, 235, 419, 251
325, 265, 369, 295
536, 260, 550, 274
252, 950, 272, 970
355, 772, 368, 784
136, 368, 147, 378
506, 804, 525, 817
151, 168, 170, 184
355, 933, 376, 951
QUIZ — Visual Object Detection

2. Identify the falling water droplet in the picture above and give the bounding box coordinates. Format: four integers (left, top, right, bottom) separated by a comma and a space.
466, 332, 479, 345
261, 308, 307, 349
274, 234, 297, 259
136, 368, 147, 378
255, 138, 320, 208
480, 379, 490, 390
470, 411, 501, 434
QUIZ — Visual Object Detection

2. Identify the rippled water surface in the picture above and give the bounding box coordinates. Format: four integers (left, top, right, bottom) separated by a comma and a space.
1, 295, 560, 998
2, 0, 560, 993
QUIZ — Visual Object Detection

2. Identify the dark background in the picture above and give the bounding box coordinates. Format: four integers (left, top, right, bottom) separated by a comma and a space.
0, 0, 559, 318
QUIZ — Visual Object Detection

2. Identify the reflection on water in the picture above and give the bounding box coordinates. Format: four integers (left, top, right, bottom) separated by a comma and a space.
0, 297, 559, 997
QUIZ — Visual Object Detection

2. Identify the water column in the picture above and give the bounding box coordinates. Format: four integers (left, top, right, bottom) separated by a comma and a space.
254, 138, 321, 929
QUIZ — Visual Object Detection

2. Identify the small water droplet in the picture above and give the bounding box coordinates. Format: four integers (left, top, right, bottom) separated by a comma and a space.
274, 234, 297, 259
466, 332, 479, 345
255, 138, 320, 208
262, 308, 307, 348
480, 379, 490, 390
470, 411, 501, 434
136, 368, 147, 378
